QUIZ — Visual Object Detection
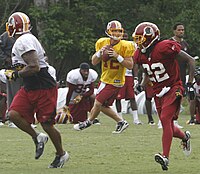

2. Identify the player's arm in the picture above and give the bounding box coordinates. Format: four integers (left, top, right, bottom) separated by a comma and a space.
141, 72, 152, 87
133, 63, 139, 79
19, 50, 40, 77
120, 57, 133, 70
65, 82, 76, 106
91, 52, 101, 65
82, 82, 95, 97
175, 50, 195, 83
91, 45, 108, 65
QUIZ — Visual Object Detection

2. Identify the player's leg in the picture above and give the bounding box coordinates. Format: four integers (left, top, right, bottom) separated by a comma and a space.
101, 106, 129, 134
8, 89, 48, 160
73, 98, 101, 130
0, 94, 7, 123
101, 106, 122, 122
38, 87, 69, 167
9, 110, 37, 136
115, 99, 123, 119
187, 99, 196, 125
115, 83, 126, 119
130, 98, 142, 124
195, 99, 200, 123
41, 122, 69, 168
145, 97, 155, 125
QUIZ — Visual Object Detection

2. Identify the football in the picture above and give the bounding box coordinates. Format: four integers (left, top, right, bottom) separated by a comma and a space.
102, 45, 113, 62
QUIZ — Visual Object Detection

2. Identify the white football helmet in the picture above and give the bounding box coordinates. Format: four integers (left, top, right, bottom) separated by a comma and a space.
6, 12, 31, 37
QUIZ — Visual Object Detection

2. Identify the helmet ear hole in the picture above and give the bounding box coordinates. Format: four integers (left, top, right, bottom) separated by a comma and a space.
144, 27, 155, 37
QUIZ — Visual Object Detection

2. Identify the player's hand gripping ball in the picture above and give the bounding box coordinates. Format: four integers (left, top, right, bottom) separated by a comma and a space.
102, 45, 113, 62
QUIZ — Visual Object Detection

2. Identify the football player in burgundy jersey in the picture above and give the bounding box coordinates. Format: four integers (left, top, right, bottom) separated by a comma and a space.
74, 20, 134, 133
4, 12, 68, 168
132, 22, 195, 170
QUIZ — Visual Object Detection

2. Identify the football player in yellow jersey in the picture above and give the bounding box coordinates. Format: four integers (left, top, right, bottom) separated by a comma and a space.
74, 20, 133, 133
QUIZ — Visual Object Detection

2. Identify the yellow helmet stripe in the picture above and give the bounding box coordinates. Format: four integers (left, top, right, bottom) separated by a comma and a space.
18, 12, 28, 32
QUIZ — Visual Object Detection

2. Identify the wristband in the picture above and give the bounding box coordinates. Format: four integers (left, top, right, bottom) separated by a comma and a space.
96, 50, 101, 58
117, 55, 124, 63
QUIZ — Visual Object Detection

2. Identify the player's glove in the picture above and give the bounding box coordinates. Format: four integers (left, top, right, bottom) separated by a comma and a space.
186, 82, 195, 100
175, 88, 183, 99
73, 94, 83, 104
4, 69, 20, 81
11, 63, 25, 71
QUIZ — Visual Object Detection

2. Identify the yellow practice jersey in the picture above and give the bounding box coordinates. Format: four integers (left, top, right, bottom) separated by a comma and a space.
95, 38, 135, 86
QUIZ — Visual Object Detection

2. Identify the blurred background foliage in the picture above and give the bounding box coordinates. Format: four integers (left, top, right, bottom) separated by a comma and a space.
0, 0, 200, 81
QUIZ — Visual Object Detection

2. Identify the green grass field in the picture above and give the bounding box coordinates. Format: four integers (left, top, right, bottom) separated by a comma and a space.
0, 112, 200, 174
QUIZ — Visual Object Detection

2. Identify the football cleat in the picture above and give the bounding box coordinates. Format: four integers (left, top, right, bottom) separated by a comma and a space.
133, 120, 143, 125
34, 133, 48, 159
112, 120, 129, 134
8, 122, 17, 128
186, 118, 196, 125
157, 120, 163, 129
0, 122, 4, 127
155, 153, 169, 171
181, 131, 191, 156
48, 151, 69, 168
148, 120, 155, 125
73, 120, 92, 131
173, 120, 183, 129
92, 118, 101, 125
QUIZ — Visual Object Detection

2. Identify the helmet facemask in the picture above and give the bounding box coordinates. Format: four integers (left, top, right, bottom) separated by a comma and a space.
6, 17, 16, 37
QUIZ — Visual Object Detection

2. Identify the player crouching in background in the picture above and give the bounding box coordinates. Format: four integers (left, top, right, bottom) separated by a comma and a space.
56, 63, 99, 124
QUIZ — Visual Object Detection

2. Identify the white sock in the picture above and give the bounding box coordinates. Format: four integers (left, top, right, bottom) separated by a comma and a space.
117, 112, 123, 119
132, 110, 139, 122
157, 120, 162, 128
174, 120, 178, 124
